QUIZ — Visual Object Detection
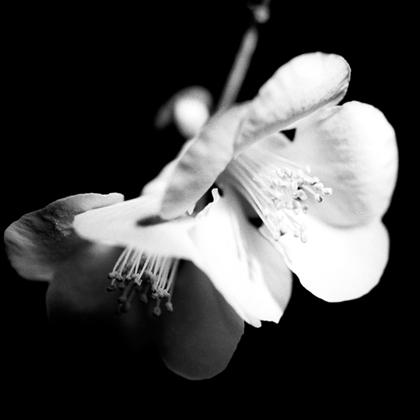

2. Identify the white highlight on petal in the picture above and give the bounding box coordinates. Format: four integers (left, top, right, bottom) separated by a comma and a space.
190, 189, 284, 327
274, 215, 390, 302
73, 195, 200, 261
279, 101, 398, 227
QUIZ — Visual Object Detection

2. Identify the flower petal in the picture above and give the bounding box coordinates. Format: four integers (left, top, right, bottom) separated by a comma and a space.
248, 222, 293, 315
280, 101, 398, 227
4, 193, 124, 281
158, 104, 250, 219
73, 195, 201, 260
237, 52, 351, 151
189, 189, 290, 327
152, 261, 244, 380
275, 216, 390, 302
141, 156, 178, 197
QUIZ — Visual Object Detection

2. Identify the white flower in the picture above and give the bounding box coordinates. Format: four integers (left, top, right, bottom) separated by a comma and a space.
162, 51, 398, 303
74, 52, 397, 330
5, 51, 397, 379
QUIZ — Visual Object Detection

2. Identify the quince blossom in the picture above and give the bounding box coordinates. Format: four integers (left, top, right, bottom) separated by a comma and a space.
74, 51, 397, 317
4, 51, 398, 380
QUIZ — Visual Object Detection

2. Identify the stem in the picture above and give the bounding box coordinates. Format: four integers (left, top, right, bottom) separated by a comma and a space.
216, 25, 259, 111
216, 0, 271, 111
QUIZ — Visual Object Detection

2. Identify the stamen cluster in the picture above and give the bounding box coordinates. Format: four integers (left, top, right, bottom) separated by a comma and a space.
224, 147, 332, 242
107, 247, 179, 315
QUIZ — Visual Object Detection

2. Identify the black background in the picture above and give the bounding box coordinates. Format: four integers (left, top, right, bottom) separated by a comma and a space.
2, 1, 414, 415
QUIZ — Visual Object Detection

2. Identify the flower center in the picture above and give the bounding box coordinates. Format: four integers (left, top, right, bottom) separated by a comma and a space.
223, 147, 332, 242
107, 247, 179, 316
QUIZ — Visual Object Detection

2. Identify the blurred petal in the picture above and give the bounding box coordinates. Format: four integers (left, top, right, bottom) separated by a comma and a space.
237, 52, 351, 151
74, 195, 201, 260
189, 189, 288, 327
280, 101, 398, 227
141, 161, 175, 197
4, 193, 124, 281
141, 142, 188, 197
159, 104, 250, 219
276, 216, 390, 302
155, 86, 213, 138
47, 244, 150, 354
152, 261, 244, 380
173, 91, 212, 139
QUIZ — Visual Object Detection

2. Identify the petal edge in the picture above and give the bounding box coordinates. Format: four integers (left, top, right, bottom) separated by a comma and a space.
4, 193, 124, 281
237, 52, 351, 151
277, 216, 390, 302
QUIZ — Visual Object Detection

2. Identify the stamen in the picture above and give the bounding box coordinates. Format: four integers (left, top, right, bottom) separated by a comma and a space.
223, 147, 332, 242
107, 247, 179, 315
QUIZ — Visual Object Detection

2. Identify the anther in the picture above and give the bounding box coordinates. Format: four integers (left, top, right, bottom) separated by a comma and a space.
152, 306, 162, 317
107, 284, 117, 292
152, 299, 162, 317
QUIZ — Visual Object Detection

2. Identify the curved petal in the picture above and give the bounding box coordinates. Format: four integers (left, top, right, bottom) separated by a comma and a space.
157, 53, 350, 220
73, 195, 202, 261
159, 104, 250, 219
237, 52, 351, 151
152, 261, 244, 380
275, 215, 390, 302
141, 156, 178, 197
189, 189, 291, 327
4, 193, 124, 281
279, 101, 398, 227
